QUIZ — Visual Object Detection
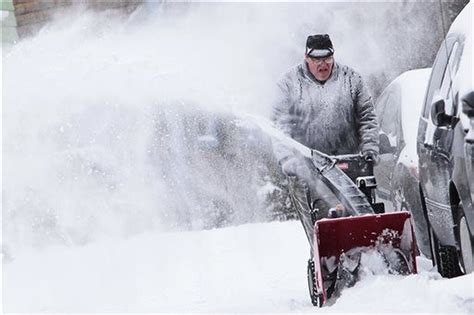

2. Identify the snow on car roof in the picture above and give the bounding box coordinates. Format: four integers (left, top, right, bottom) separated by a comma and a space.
381, 68, 431, 168
449, 1, 472, 95
448, 1, 471, 36
388, 68, 431, 137
397, 68, 432, 132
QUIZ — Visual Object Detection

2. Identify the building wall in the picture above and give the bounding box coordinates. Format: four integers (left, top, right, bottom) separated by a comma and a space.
1, 0, 19, 42
1, 0, 144, 43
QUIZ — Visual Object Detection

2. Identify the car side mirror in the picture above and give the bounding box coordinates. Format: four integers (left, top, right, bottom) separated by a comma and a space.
430, 93, 458, 127
431, 95, 449, 126
379, 133, 396, 154
463, 91, 474, 145
462, 91, 474, 118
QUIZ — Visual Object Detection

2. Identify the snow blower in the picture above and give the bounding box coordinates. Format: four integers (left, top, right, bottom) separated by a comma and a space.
306, 150, 417, 307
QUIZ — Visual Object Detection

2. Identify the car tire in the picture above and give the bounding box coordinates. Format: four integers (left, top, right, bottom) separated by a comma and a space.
455, 203, 474, 274
428, 222, 463, 278
420, 186, 463, 278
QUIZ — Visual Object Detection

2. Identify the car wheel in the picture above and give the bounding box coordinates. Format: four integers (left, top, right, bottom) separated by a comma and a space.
455, 203, 473, 274
421, 185, 463, 278
428, 221, 463, 278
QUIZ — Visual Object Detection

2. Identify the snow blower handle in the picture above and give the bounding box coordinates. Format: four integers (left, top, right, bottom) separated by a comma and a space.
329, 153, 361, 161
327, 153, 374, 182
329, 153, 373, 164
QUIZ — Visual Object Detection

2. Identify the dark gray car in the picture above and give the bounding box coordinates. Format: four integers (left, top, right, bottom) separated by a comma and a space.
416, 2, 473, 277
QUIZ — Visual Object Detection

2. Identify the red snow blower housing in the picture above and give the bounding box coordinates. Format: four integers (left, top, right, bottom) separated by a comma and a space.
306, 150, 417, 307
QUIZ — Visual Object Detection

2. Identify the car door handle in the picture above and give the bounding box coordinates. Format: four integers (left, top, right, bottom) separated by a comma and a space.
423, 143, 433, 149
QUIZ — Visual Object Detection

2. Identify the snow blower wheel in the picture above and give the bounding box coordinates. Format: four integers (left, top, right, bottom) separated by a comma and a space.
307, 259, 323, 307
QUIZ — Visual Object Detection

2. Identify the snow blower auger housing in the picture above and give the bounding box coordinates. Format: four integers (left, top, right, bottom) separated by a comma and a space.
306, 150, 417, 307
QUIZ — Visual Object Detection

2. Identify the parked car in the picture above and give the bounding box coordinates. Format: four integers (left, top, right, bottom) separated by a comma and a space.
374, 68, 432, 258
463, 92, 474, 193
461, 89, 474, 273
417, 2, 473, 277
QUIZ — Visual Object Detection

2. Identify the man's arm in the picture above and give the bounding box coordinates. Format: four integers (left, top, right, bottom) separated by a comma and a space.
271, 74, 301, 174
353, 75, 380, 157
272, 77, 293, 136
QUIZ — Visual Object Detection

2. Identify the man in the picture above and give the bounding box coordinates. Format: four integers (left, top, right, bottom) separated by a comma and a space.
272, 34, 379, 252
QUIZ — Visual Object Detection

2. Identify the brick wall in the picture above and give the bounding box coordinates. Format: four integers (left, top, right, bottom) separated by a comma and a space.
1, 0, 144, 42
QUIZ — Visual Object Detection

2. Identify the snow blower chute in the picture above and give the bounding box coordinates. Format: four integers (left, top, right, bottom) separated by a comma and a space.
306, 150, 417, 307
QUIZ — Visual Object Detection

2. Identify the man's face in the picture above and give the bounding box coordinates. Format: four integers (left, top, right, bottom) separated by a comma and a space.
305, 55, 334, 82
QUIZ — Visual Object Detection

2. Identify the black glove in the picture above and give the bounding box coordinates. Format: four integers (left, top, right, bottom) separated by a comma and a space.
280, 156, 299, 177
362, 150, 380, 165
280, 156, 311, 179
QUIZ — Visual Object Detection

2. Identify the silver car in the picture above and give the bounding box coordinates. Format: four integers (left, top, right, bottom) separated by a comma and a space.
375, 68, 432, 258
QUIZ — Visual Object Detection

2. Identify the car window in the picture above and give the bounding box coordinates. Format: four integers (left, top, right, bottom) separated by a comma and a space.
450, 38, 464, 79
442, 38, 465, 115
379, 90, 401, 147
422, 36, 456, 118
440, 41, 463, 100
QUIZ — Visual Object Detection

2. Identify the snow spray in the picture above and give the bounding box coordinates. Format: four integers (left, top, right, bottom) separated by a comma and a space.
3, 2, 442, 252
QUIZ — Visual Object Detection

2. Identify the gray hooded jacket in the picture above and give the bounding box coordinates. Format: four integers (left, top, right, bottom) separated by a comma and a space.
273, 61, 379, 159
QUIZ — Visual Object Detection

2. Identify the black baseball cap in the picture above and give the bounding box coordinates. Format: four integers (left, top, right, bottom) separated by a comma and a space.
306, 34, 334, 58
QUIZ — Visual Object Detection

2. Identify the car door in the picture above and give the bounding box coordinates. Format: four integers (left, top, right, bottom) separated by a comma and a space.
466, 127, 474, 206
419, 36, 460, 156
417, 34, 461, 244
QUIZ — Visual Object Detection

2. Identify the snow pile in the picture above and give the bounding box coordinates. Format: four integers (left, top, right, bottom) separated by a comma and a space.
355, 246, 411, 277
358, 249, 392, 275
3, 221, 473, 313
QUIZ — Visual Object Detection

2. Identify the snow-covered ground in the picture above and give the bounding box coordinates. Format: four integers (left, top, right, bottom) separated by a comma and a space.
3, 221, 473, 313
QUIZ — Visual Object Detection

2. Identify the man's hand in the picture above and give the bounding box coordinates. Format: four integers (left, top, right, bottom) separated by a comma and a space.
280, 156, 311, 179
280, 156, 299, 177
362, 150, 380, 165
